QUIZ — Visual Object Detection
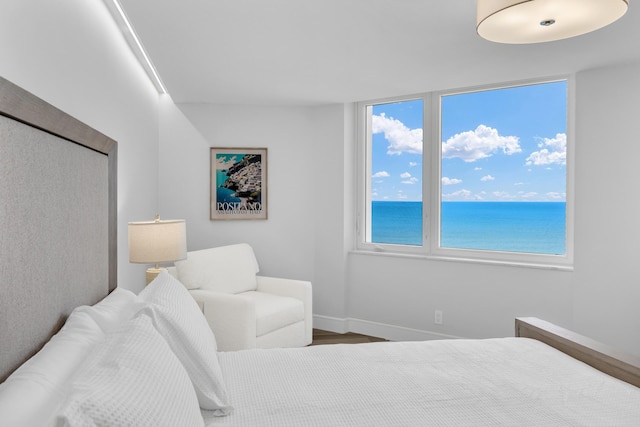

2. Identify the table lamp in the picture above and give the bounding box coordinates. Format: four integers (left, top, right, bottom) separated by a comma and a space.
128, 214, 187, 284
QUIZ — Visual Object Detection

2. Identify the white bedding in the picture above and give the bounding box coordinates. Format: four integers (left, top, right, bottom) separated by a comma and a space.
204, 338, 640, 426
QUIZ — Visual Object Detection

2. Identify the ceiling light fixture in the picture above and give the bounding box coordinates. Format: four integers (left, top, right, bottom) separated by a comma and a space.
476, 0, 629, 44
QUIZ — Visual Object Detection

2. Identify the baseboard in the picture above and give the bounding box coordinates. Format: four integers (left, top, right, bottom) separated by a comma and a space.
313, 315, 349, 334
313, 315, 464, 341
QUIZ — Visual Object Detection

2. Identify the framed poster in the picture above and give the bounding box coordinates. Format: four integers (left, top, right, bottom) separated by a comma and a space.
210, 147, 267, 220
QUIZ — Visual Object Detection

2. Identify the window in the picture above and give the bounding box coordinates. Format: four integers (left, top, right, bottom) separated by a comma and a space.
358, 79, 572, 268
367, 99, 424, 246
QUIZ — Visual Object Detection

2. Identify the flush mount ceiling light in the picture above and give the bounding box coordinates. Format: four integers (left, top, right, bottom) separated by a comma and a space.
477, 0, 629, 44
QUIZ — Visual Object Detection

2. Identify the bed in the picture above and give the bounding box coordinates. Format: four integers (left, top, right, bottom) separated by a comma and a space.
1, 76, 639, 426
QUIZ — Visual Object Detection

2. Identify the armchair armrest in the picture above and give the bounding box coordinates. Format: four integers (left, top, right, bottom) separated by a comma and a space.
256, 276, 311, 301
188, 290, 257, 351
256, 276, 313, 345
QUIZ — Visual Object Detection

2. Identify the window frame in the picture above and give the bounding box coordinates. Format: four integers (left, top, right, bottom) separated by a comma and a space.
355, 76, 575, 270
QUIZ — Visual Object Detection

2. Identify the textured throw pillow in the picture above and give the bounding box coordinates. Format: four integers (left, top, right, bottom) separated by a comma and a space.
75, 287, 146, 333
0, 309, 105, 426
174, 243, 259, 293
56, 314, 204, 427
139, 271, 232, 415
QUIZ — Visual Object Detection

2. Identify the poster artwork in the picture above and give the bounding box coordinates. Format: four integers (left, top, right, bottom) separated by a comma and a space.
210, 147, 267, 220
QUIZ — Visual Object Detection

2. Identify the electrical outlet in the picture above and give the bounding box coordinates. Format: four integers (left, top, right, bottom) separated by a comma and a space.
434, 310, 443, 325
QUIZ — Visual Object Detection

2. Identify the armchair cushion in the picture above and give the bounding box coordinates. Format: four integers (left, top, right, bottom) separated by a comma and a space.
175, 243, 259, 293
237, 291, 304, 337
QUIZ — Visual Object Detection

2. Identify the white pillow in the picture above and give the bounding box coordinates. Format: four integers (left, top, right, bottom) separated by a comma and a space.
174, 243, 259, 293
75, 287, 146, 333
0, 309, 104, 427
56, 314, 204, 427
139, 271, 232, 415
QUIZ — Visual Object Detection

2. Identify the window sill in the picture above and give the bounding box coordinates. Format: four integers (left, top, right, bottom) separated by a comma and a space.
350, 248, 574, 272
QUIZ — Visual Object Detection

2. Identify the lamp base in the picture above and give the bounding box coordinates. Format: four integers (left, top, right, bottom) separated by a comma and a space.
145, 267, 167, 285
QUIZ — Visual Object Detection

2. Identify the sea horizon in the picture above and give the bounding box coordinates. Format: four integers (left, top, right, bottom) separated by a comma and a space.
371, 200, 566, 255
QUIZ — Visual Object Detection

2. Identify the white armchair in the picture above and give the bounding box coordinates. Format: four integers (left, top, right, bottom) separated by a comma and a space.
167, 243, 312, 351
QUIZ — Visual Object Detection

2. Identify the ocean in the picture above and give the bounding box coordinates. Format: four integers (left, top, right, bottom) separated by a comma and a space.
371, 201, 566, 255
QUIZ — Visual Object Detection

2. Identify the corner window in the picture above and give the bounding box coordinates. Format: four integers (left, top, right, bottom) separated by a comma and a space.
358, 79, 573, 268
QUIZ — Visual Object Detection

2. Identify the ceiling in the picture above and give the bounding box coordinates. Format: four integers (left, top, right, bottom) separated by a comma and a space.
119, 0, 639, 106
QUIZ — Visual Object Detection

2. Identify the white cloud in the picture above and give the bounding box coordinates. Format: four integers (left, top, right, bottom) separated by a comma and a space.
480, 174, 495, 181
409, 162, 418, 167
400, 172, 418, 184
442, 189, 482, 200
401, 177, 418, 184
372, 171, 390, 178
518, 191, 538, 200
526, 133, 566, 166
442, 177, 462, 185
545, 192, 565, 200
492, 191, 512, 200
455, 189, 472, 196
372, 113, 423, 155
442, 125, 521, 162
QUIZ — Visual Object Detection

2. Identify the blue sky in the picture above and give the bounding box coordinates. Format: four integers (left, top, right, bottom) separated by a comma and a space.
371, 80, 567, 202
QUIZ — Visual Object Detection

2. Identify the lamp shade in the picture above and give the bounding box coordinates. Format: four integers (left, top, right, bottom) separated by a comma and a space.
128, 219, 187, 264
477, 0, 628, 44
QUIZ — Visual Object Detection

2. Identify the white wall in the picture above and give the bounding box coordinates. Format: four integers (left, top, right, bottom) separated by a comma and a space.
0, 0, 160, 293
158, 102, 315, 282
309, 104, 354, 323
571, 62, 640, 352
158, 102, 355, 320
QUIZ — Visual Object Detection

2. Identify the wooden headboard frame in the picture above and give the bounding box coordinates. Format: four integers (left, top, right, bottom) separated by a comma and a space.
0, 76, 117, 382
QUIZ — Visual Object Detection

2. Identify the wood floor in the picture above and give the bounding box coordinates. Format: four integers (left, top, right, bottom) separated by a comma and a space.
311, 329, 387, 346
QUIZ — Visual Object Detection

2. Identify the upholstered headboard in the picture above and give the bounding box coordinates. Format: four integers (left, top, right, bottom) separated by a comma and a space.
0, 76, 117, 382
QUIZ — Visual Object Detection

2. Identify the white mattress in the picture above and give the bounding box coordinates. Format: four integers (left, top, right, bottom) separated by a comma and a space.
204, 337, 640, 426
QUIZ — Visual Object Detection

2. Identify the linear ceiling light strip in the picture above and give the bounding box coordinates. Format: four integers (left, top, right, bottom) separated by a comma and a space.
108, 0, 167, 93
